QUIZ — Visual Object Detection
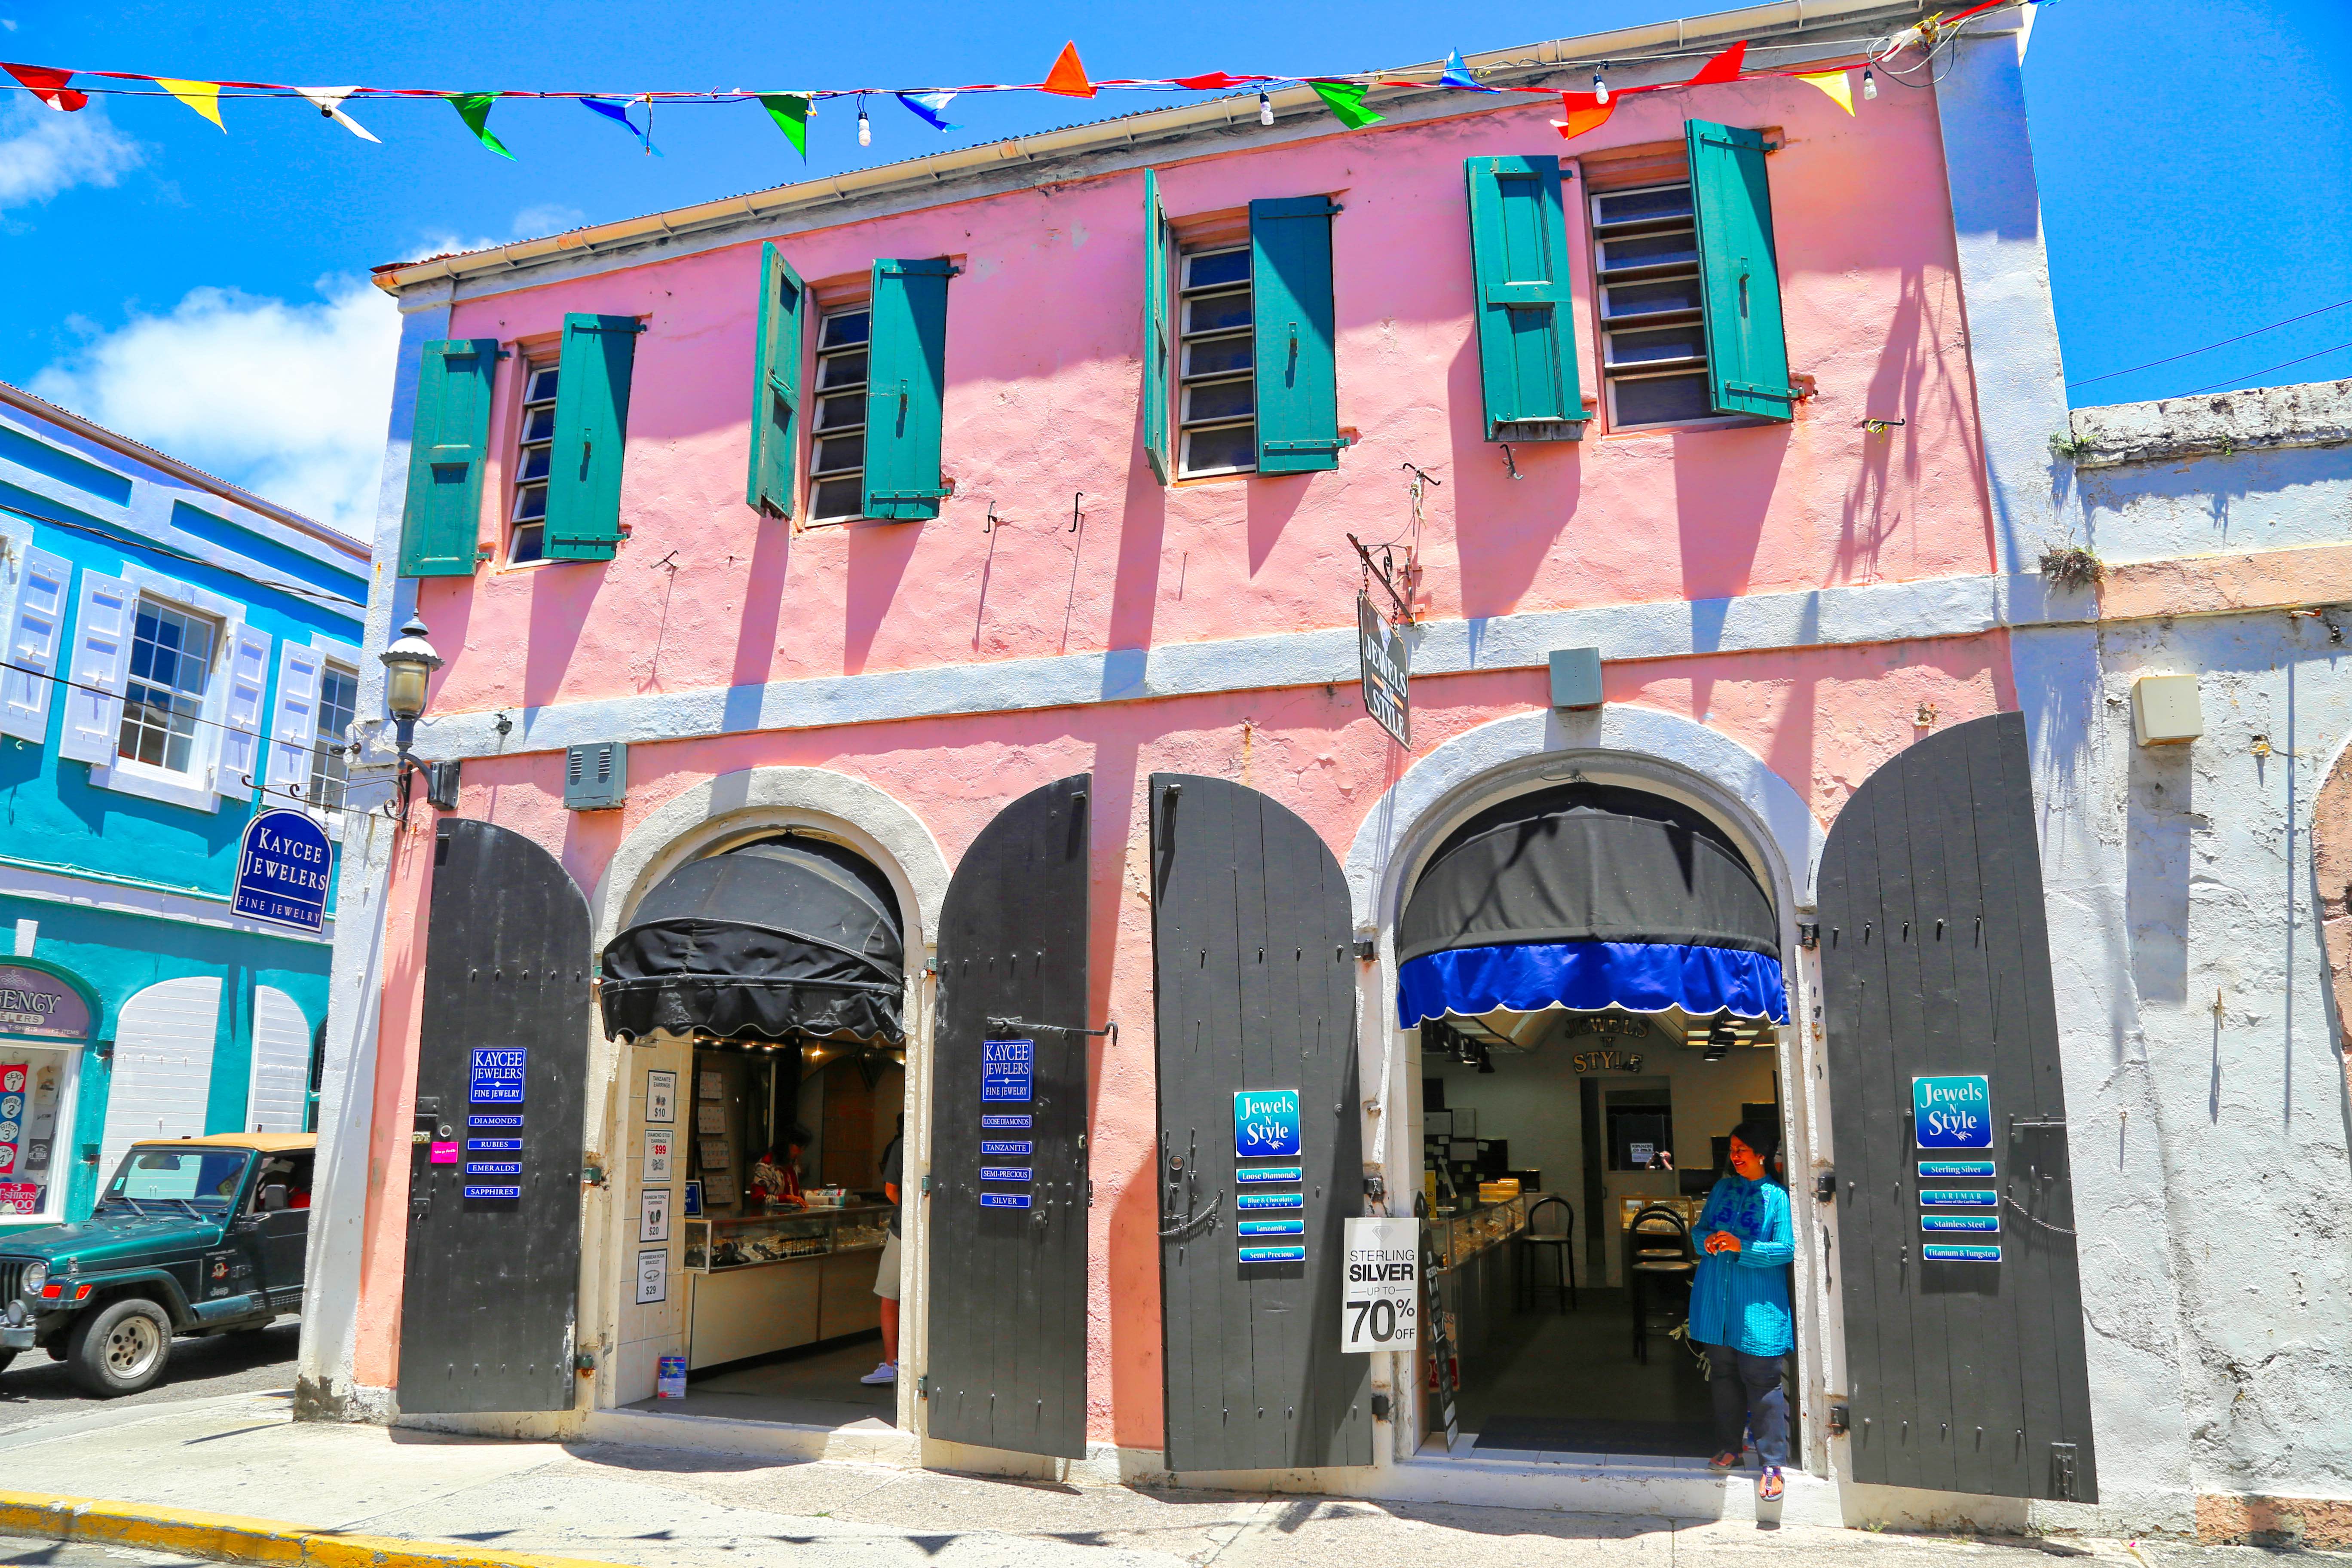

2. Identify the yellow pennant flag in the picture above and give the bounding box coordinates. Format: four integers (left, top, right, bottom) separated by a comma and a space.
1797, 70, 1855, 115
156, 78, 227, 131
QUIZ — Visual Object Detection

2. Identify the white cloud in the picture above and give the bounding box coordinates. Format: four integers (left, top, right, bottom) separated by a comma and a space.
31, 279, 401, 541
0, 97, 140, 209
512, 203, 585, 237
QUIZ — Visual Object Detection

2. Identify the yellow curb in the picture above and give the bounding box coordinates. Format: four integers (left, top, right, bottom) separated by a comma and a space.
0, 1490, 628, 1568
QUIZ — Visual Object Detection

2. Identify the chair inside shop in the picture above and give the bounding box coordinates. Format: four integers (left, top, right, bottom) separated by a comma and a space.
1400, 784, 1797, 1462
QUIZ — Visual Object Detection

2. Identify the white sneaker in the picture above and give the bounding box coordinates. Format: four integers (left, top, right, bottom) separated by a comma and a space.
860, 1361, 897, 1385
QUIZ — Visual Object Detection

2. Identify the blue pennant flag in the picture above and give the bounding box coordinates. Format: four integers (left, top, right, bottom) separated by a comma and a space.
896, 90, 959, 132
1440, 49, 1496, 92
579, 95, 662, 154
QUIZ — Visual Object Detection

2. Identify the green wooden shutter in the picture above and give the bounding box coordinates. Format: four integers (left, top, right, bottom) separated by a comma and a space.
1142, 169, 1173, 484
862, 258, 954, 521
1249, 196, 1344, 474
1687, 121, 1795, 420
1464, 156, 1584, 441
747, 243, 807, 517
545, 312, 643, 560
396, 339, 499, 577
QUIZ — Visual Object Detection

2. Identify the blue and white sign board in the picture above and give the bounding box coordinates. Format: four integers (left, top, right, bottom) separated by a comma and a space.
1919, 1188, 1998, 1208
469, 1047, 527, 1105
1922, 1243, 2002, 1263
1236, 1166, 1303, 1185
979, 1166, 1032, 1182
1240, 1245, 1306, 1263
232, 809, 333, 933
465, 1184, 522, 1200
1913, 1074, 1993, 1149
1922, 1214, 2000, 1232
980, 1113, 1031, 1129
1239, 1219, 1304, 1237
1237, 1191, 1305, 1211
980, 1141, 1033, 1158
980, 1192, 1032, 1210
1918, 1159, 1994, 1178
1234, 1088, 1302, 1158
981, 1039, 1035, 1102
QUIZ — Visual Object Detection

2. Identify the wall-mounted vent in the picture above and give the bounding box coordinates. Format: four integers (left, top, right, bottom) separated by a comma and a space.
564, 742, 627, 810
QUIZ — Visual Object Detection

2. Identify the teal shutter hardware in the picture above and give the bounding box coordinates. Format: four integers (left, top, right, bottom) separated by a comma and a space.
1686, 120, 1795, 421
544, 313, 645, 560
1249, 196, 1345, 474
747, 243, 807, 517
862, 257, 957, 520
1142, 169, 1174, 485
1464, 156, 1585, 442
396, 338, 501, 577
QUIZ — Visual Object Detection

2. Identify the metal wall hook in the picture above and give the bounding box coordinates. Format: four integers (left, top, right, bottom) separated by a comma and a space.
983, 501, 1004, 534
1069, 492, 1084, 532
1399, 461, 1443, 489
1500, 443, 1522, 479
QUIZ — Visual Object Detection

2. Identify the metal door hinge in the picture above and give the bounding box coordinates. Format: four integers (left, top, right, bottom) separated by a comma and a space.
921, 1173, 933, 1195
575, 1350, 598, 1373
1828, 1402, 1851, 1433
1797, 920, 1820, 948
2050, 1442, 2079, 1501
582, 1165, 606, 1187
916, 1374, 929, 1399
1814, 1171, 1837, 1202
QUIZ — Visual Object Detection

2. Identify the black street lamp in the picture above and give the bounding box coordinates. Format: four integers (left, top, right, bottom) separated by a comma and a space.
377, 615, 444, 821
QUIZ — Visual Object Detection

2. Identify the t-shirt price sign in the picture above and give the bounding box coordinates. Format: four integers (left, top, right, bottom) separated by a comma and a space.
1340, 1217, 1420, 1352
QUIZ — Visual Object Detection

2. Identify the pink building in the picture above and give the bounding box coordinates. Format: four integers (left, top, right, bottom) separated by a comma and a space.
299, 0, 2155, 1534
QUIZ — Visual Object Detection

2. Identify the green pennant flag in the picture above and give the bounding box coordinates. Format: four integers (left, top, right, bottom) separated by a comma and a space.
1307, 80, 1383, 130
758, 93, 811, 158
445, 93, 514, 159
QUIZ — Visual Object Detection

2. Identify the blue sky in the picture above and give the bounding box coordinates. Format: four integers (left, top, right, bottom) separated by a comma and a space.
0, 0, 2345, 534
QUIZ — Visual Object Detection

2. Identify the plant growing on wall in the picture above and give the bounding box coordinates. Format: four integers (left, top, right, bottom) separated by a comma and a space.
2039, 542, 2105, 590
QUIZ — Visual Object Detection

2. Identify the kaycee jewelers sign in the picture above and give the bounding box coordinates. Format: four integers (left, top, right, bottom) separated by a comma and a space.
233, 808, 334, 933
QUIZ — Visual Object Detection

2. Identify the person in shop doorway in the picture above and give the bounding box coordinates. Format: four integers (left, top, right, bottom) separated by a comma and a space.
1690, 1118, 1796, 1499
863, 1115, 905, 1386
750, 1126, 811, 1209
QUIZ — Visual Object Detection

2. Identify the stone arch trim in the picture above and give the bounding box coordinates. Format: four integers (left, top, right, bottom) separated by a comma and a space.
1342, 705, 1826, 935
2312, 729, 2352, 1057
588, 766, 951, 954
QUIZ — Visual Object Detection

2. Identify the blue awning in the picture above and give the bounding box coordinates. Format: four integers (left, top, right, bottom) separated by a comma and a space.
1397, 940, 1789, 1030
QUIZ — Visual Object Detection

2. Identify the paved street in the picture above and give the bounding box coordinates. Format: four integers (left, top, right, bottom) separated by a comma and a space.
0, 1318, 299, 1434
0, 1545, 200, 1568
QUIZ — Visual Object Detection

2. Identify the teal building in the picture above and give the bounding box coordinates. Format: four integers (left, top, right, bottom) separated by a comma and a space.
0, 382, 369, 1229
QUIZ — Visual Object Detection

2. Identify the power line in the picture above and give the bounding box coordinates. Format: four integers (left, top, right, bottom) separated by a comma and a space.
1, 655, 346, 778
0, 498, 364, 611
2066, 298, 2352, 390
2174, 340, 2352, 400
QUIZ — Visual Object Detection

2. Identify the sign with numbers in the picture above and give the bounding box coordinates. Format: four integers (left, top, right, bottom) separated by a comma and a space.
1341, 1217, 1420, 1353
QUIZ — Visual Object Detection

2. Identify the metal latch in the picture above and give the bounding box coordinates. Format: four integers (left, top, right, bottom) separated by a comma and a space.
2050, 1442, 2079, 1501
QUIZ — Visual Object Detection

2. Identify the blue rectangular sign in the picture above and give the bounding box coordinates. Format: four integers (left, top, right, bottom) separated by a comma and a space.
980, 1113, 1032, 1129
1913, 1074, 1992, 1149
1922, 1214, 2000, 1232
231, 809, 333, 933
981, 1039, 1034, 1103
1922, 1243, 2002, 1263
1236, 1165, 1303, 1185
1237, 1219, 1305, 1237
466, 1138, 524, 1153
469, 1047, 528, 1106
1918, 1159, 1994, 1178
1236, 1191, 1304, 1211
979, 1192, 1032, 1210
979, 1166, 1032, 1182
469, 1114, 524, 1130
463, 1184, 522, 1200
980, 1140, 1033, 1158
1239, 1246, 1306, 1263
465, 1161, 522, 1177
1919, 1188, 1998, 1207
1234, 1088, 1302, 1158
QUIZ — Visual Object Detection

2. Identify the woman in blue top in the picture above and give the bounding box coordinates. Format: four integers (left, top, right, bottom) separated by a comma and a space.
1688, 1118, 1796, 1498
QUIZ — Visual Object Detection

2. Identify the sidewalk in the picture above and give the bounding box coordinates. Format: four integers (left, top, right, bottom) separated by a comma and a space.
0, 1390, 2324, 1568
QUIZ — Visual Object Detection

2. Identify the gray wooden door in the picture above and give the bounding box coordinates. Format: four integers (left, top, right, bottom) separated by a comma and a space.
1819, 711, 2097, 1501
397, 819, 592, 1415
925, 775, 1092, 1458
1150, 773, 1370, 1473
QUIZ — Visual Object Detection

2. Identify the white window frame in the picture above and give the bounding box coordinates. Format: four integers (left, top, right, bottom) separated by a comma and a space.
807, 302, 872, 526
1176, 242, 1257, 479
307, 649, 361, 815
86, 566, 247, 814
1588, 178, 1742, 434
0, 1041, 84, 1229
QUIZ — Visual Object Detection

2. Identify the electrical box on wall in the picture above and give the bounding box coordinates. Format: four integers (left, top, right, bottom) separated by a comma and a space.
2131, 674, 2202, 746
1549, 647, 1604, 710
565, 742, 627, 809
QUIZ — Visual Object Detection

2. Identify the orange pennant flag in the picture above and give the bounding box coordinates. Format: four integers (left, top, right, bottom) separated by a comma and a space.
157, 77, 227, 130
1550, 92, 1617, 141
1042, 41, 1095, 98
1682, 40, 1748, 87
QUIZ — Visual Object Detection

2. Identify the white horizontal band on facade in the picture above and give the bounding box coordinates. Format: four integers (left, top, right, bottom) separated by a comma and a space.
0, 859, 334, 945
410, 569, 2067, 762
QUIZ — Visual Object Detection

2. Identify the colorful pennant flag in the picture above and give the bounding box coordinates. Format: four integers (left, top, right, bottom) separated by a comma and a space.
1172, 71, 1260, 91
1308, 80, 1383, 129
1439, 49, 1494, 92
1550, 91, 1616, 141
581, 95, 661, 153
1042, 41, 1095, 98
156, 77, 226, 131
1684, 40, 1749, 87
295, 86, 380, 142
3, 62, 86, 111
896, 91, 959, 132
758, 93, 810, 158
1796, 69, 1855, 114
445, 93, 514, 159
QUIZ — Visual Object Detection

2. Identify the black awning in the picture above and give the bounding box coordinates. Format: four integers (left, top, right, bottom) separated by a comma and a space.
599, 836, 904, 1046
1398, 782, 1777, 965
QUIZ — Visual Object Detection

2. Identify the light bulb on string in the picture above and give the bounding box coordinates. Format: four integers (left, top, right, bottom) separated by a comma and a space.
1258, 92, 1274, 126
1592, 71, 1609, 105
1861, 68, 1877, 101
857, 94, 871, 147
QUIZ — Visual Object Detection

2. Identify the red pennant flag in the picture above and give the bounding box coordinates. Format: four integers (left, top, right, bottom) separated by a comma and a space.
1683, 40, 1748, 87
1173, 71, 1251, 91
4, 62, 88, 111
1550, 91, 1617, 141
1042, 41, 1096, 98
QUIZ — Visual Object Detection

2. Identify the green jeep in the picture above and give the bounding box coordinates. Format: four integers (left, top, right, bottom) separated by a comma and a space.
0, 1133, 314, 1395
